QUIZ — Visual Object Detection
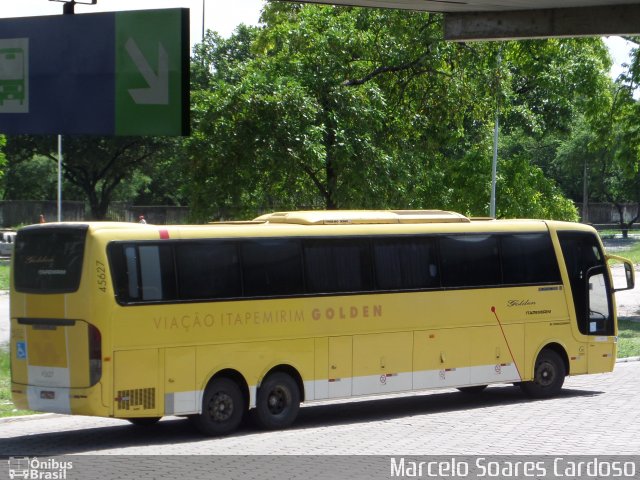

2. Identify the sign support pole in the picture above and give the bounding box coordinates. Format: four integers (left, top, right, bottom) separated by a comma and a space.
57, 135, 62, 222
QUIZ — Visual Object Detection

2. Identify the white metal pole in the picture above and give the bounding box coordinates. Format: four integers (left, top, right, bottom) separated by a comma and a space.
490, 114, 498, 218
490, 48, 501, 219
58, 134, 62, 222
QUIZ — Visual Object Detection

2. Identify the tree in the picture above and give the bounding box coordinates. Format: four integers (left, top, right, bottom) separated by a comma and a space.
187, 7, 495, 220
2, 154, 60, 201
4, 135, 169, 219
551, 79, 640, 235
186, 5, 608, 223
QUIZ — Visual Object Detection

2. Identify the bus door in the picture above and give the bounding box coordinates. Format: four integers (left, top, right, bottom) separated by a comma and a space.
557, 231, 615, 373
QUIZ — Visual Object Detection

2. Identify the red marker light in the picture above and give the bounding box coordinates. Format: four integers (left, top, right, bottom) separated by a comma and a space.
159, 229, 170, 239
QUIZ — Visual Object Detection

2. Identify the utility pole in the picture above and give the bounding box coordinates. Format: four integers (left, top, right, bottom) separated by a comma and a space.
582, 158, 589, 223
202, 0, 206, 40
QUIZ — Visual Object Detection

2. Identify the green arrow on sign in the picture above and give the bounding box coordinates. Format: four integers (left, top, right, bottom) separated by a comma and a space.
125, 38, 169, 105
115, 9, 189, 136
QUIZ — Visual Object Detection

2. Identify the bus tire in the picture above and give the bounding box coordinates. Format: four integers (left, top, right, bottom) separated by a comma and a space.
254, 372, 300, 430
520, 349, 565, 398
127, 417, 161, 426
457, 385, 487, 394
191, 377, 244, 436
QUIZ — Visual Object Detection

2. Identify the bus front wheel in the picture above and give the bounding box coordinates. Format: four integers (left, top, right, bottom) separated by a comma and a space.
191, 377, 245, 436
253, 372, 300, 430
520, 349, 565, 398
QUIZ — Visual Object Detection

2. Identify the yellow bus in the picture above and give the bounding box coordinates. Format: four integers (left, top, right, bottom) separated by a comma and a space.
10, 210, 635, 435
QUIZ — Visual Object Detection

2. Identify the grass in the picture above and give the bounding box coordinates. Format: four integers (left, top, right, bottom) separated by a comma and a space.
622, 242, 640, 264
0, 263, 9, 291
603, 237, 640, 264
618, 319, 640, 358
0, 347, 36, 418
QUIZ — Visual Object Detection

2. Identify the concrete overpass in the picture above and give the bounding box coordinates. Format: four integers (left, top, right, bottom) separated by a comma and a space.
277, 1, 640, 40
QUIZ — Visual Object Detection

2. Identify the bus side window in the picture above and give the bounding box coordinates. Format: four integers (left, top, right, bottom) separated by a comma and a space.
241, 239, 304, 297
372, 237, 439, 290
303, 238, 372, 293
119, 244, 175, 302
439, 235, 500, 288
175, 241, 240, 300
124, 246, 139, 300
501, 233, 560, 285
138, 246, 165, 301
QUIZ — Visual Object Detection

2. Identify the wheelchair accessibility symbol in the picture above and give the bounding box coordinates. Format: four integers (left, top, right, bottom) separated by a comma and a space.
16, 341, 27, 360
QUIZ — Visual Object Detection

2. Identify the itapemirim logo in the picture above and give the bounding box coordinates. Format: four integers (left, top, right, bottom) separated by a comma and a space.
7, 457, 73, 480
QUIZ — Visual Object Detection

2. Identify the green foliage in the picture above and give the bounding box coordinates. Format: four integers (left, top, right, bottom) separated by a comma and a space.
4, 135, 171, 219
501, 39, 611, 136
2, 155, 60, 201
497, 132, 579, 221
186, 5, 594, 222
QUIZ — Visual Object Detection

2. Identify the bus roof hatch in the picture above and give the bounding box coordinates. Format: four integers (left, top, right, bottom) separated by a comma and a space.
254, 210, 470, 225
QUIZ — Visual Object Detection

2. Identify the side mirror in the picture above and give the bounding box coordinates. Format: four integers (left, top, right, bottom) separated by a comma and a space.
607, 255, 636, 292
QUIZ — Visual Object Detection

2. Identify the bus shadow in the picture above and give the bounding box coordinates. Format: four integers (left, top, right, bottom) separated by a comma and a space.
0, 386, 602, 455
293, 385, 601, 429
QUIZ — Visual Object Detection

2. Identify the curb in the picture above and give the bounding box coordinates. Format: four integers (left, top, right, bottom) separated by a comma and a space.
0, 412, 60, 424
616, 355, 640, 363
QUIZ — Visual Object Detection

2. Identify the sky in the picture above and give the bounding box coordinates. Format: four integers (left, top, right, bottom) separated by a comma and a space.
0, 0, 266, 44
0, 0, 634, 79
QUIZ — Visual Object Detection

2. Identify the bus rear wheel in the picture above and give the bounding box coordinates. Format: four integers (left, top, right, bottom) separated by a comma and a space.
520, 349, 565, 398
253, 372, 300, 430
191, 377, 245, 436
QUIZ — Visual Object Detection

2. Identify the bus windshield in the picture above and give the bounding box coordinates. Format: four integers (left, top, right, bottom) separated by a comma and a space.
14, 226, 87, 294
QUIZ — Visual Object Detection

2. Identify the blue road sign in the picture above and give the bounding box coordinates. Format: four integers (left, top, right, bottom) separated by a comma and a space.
0, 9, 189, 136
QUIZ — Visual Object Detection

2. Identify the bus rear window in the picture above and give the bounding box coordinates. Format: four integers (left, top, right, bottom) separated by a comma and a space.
14, 226, 88, 293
